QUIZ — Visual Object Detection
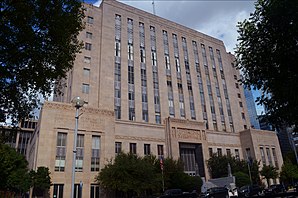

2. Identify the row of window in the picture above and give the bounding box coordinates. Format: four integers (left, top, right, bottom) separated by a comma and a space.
53, 183, 100, 198
259, 146, 279, 168
209, 147, 240, 159
55, 133, 100, 172
115, 142, 164, 157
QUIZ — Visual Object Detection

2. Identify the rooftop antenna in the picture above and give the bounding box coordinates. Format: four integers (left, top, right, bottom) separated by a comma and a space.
152, 0, 156, 15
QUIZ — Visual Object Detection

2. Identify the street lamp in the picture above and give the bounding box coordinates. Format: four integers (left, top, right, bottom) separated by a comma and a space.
71, 96, 85, 198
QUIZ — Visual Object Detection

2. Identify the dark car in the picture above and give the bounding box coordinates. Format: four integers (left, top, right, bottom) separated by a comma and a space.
239, 185, 262, 197
201, 187, 229, 198
159, 189, 196, 198
265, 184, 286, 195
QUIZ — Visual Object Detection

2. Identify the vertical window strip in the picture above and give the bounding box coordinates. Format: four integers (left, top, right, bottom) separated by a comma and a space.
182, 37, 195, 119
76, 134, 84, 172
202, 44, 217, 130
128, 18, 135, 121
91, 136, 100, 172
193, 41, 208, 127
140, 23, 148, 122
55, 132, 67, 172
150, 26, 161, 124
163, 30, 174, 116
216, 49, 234, 132
172, 34, 184, 118
114, 14, 122, 119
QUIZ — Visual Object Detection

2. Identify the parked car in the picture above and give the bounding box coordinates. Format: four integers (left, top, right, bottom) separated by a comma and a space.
264, 184, 286, 195
238, 185, 262, 197
159, 189, 196, 198
200, 187, 229, 198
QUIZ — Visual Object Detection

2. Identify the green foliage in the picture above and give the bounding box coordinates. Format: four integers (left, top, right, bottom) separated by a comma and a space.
235, 0, 298, 129
207, 155, 260, 184
162, 158, 202, 192
30, 167, 52, 196
260, 165, 279, 185
0, 0, 85, 123
234, 171, 251, 187
96, 153, 202, 196
97, 153, 161, 196
280, 160, 298, 184
0, 144, 30, 193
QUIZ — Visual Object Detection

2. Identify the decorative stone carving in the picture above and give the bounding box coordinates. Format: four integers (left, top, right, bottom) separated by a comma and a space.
171, 128, 207, 141
115, 135, 164, 142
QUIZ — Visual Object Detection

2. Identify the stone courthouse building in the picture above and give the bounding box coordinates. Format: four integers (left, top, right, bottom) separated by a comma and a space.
27, 0, 283, 197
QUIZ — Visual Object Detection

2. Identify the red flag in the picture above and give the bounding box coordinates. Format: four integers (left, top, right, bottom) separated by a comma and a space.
160, 157, 164, 170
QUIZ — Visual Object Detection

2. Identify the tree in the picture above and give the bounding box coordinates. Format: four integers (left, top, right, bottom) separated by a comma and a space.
161, 157, 202, 192
234, 171, 251, 188
207, 154, 261, 184
0, 0, 85, 123
96, 153, 202, 197
96, 153, 160, 197
260, 165, 279, 186
280, 160, 298, 185
235, 0, 298, 129
30, 167, 52, 197
0, 144, 31, 195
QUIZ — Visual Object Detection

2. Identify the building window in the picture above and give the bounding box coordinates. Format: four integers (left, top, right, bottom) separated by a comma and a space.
244, 124, 247, 129
82, 83, 90, 94
239, 102, 243, 107
85, 42, 92, 51
234, 75, 237, 80
213, 122, 218, 131
90, 184, 100, 198
86, 32, 93, 39
242, 112, 246, 120
74, 184, 82, 198
230, 124, 235, 133
83, 68, 90, 77
209, 148, 213, 157
246, 148, 251, 160
144, 144, 150, 155
272, 148, 278, 168
87, 16, 94, 24
115, 106, 121, 119
130, 143, 137, 154
128, 66, 134, 84
84, 56, 91, 63
266, 147, 273, 166
55, 133, 67, 172
115, 142, 122, 154
91, 136, 100, 172
157, 145, 164, 158
155, 113, 161, 124
217, 148, 222, 156
226, 149, 231, 157
235, 83, 239, 89
115, 41, 121, 57
76, 134, 84, 172
260, 147, 266, 165
238, 93, 241, 98
53, 184, 64, 198
235, 149, 240, 160
128, 43, 134, 60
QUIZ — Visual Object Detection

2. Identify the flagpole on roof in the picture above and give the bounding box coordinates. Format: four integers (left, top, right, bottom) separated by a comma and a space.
152, 0, 156, 15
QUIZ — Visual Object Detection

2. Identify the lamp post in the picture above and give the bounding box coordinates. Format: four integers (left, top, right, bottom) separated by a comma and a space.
71, 96, 85, 198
